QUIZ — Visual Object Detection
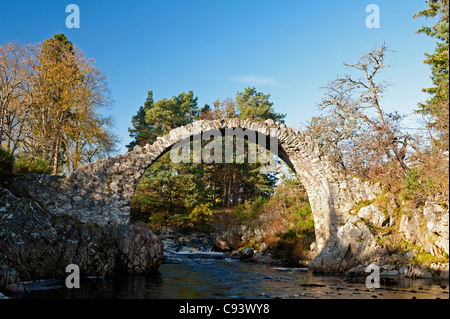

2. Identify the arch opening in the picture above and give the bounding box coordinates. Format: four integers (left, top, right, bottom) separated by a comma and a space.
128, 125, 314, 264
130, 127, 300, 220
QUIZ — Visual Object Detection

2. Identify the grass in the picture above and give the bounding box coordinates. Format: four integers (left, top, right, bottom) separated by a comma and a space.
14, 153, 51, 174
412, 251, 449, 266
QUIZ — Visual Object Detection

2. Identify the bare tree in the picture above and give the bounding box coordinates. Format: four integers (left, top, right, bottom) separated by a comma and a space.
0, 42, 32, 152
307, 44, 412, 179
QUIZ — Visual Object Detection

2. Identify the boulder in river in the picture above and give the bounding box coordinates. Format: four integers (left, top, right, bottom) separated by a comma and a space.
240, 247, 254, 260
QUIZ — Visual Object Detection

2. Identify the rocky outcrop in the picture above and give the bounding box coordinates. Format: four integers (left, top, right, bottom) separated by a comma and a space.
0, 186, 163, 294
397, 198, 449, 257
309, 193, 449, 277
423, 199, 449, 255
309, 214, 387, 273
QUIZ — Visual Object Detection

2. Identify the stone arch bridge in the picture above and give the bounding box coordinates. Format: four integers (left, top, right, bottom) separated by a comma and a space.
11, 119, 382, 266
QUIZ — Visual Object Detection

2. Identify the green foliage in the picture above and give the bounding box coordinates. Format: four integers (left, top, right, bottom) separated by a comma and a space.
0, 148, 14, 174
400, 168, 436, 203
292, 204, 315, 238
414, 0, 449, 150
148, 211, 168, 230
187, 202, 215, 227
276, 203, 315, 243
233, 196, 268, 224
413, 250, 449, 266
145, 90, 199, 135
147, 203, 215, 230
396, 239, 449, 266
14, 154, 51, 174
131, 152, 207, 222
267, 181, 315, 265
126, 91, 156, 150
236, 87, 285, 122
271, 203, 315, 266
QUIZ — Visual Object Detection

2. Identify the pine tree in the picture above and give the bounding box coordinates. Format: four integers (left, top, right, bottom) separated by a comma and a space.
236, 87, 285, 122
127, 91, 155, 150
414, 0, 449, 150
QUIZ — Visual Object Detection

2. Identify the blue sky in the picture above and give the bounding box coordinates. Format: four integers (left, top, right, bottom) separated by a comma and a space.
0, 0, 436, 153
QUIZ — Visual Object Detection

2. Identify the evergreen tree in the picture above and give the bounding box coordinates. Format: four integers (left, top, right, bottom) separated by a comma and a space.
130, 90, 206, 220
127, 91, 155, 150
236, 87, 285, 122
145, 90, 199, 134
414, 0, 449, 150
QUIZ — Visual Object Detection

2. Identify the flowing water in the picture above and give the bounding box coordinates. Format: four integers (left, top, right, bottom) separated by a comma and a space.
13, 239, 449, 299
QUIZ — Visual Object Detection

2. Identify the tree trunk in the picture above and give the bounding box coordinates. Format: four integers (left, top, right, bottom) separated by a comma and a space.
223, 173, 229, 208
52, 138, 60, 175
232, 171, 239, 207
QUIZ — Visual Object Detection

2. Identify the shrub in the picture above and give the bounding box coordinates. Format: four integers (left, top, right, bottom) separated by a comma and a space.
400, 167, 438, 206
233, 196, 268, 225
0, 148, 14, 174
187, 202, 214, 227
14, 154, 51, 174
148, 211, 168, 230
248, 196, 267, 218
293, 205, 315, 238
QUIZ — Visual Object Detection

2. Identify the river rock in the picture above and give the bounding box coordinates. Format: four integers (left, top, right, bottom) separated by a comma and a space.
212, 229, 243, 252
4, 283, 28, 294
0, 265, 20, 292
399, 264, 433, 278
240, 247, 254, 260
261, 242, 268, 252
430, 262, 449, 279
251, 252, 283, 265
346, 265, 367, 277
0, 292, 10, 299
212, 239, 231, 252
381, 269, 399, 277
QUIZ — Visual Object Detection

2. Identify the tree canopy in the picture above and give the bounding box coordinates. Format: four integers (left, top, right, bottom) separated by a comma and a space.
0, 34, 119, 174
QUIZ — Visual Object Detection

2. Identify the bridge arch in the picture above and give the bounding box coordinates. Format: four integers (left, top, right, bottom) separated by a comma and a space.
10, 119, 382, 265
55, 119, 378, 256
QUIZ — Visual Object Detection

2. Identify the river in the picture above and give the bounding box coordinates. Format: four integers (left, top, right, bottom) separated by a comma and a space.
12, 238, 449, 299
